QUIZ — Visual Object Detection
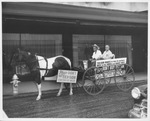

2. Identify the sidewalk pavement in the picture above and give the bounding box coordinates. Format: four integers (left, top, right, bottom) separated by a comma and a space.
3, 72, 147, 96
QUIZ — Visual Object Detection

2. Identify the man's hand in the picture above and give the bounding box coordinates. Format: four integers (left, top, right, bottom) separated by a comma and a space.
111, 54, 115, 59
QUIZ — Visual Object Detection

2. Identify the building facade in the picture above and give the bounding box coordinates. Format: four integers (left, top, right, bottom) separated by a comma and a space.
2, 2, 148, 73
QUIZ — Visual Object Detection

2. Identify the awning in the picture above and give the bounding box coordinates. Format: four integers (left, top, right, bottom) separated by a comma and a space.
2, 2, 147, 24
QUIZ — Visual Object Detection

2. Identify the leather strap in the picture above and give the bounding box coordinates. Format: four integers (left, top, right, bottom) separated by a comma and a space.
44, 57, 48, 76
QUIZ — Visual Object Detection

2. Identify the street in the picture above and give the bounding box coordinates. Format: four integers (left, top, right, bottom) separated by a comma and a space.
3, 80, 146, 118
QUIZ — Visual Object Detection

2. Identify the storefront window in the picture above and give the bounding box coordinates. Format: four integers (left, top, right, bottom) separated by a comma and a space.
73, 35, 104, 67
73, 34, 132, 67
3, 33, 62, 58
3, 33, 62, 76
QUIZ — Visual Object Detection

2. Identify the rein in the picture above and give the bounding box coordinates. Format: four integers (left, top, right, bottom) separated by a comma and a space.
15, 50, 50, 76
30, 54, 49, 76
20, 53, 49, 74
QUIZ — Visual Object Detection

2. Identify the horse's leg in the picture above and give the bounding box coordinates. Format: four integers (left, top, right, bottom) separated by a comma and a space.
33, 71, 42, 100
36, 83, 42, 100
57, 82, 64, 96
69, 83, 73, 95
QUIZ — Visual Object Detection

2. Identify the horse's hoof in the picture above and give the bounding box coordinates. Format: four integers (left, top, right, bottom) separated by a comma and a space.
69, 92, 73, 96
57, 93, 61, 97
36, 95, 41, 101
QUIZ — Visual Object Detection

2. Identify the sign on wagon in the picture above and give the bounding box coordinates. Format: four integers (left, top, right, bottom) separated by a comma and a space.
96, 58, 127, 68
96, 58, 127, 78
57, 70, 78, 83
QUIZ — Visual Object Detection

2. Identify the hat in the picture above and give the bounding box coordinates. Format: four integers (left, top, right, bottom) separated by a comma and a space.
92, 44, 100, 49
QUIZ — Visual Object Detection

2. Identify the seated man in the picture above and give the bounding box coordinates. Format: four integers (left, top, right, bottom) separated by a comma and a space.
91, 44, 102, 61
90, 44, 102, 66
102, 45, 115, 60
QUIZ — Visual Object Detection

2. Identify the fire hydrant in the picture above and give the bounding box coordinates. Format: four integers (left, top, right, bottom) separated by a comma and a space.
10, 74, 21, 95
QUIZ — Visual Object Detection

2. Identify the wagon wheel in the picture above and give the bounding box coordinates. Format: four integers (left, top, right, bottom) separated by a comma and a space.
82, 66, 106, 95
115, 64, 135, 91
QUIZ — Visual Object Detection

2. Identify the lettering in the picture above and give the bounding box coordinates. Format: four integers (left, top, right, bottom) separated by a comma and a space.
96, 58, 127, 78
57, 70, 78, 83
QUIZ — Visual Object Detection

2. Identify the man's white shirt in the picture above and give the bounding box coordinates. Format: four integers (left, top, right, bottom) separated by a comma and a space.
102, 50, 113, 59
92, 50, 102, 60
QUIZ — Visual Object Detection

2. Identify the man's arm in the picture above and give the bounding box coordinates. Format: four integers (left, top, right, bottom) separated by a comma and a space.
109, 51, 114, 59
97, 50, 103, 60
92, 52, 95, 59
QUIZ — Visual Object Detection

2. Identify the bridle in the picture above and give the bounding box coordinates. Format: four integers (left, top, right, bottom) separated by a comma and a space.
18, 51, 49, 76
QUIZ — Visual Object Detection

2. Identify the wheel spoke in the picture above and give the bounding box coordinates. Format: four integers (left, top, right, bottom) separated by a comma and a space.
125, 65, 129, 73
126, 67, 131, 75
95, 85, 98, 92
126, 78, 133, 82
85, 86, 91, 91
105, 78, 111, 84
95, 84, 100, 90
89, 85, 93, 93
124, 82, 126, 89
126, 75, 134, 80
124, 72, 134, 77
121, 83, 125, 89
86, 72, 94, 78
85, 76, 90, 80
93, 86, 95, 93
85, 76, 94, 81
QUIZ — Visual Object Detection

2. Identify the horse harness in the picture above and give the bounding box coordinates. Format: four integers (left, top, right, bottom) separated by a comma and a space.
19, 54, 49, 76
43, 57, 49, 76
35, 55, 49, 76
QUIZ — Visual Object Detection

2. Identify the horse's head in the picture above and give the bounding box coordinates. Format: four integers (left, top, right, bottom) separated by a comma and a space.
12, 48, 37, 72
13, 48, 31, 63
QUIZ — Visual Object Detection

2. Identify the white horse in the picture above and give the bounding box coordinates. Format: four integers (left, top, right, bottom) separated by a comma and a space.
14, 49, 73, 100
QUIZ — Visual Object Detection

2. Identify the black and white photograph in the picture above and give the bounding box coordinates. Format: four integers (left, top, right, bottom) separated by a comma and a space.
1, 0, 148, 119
